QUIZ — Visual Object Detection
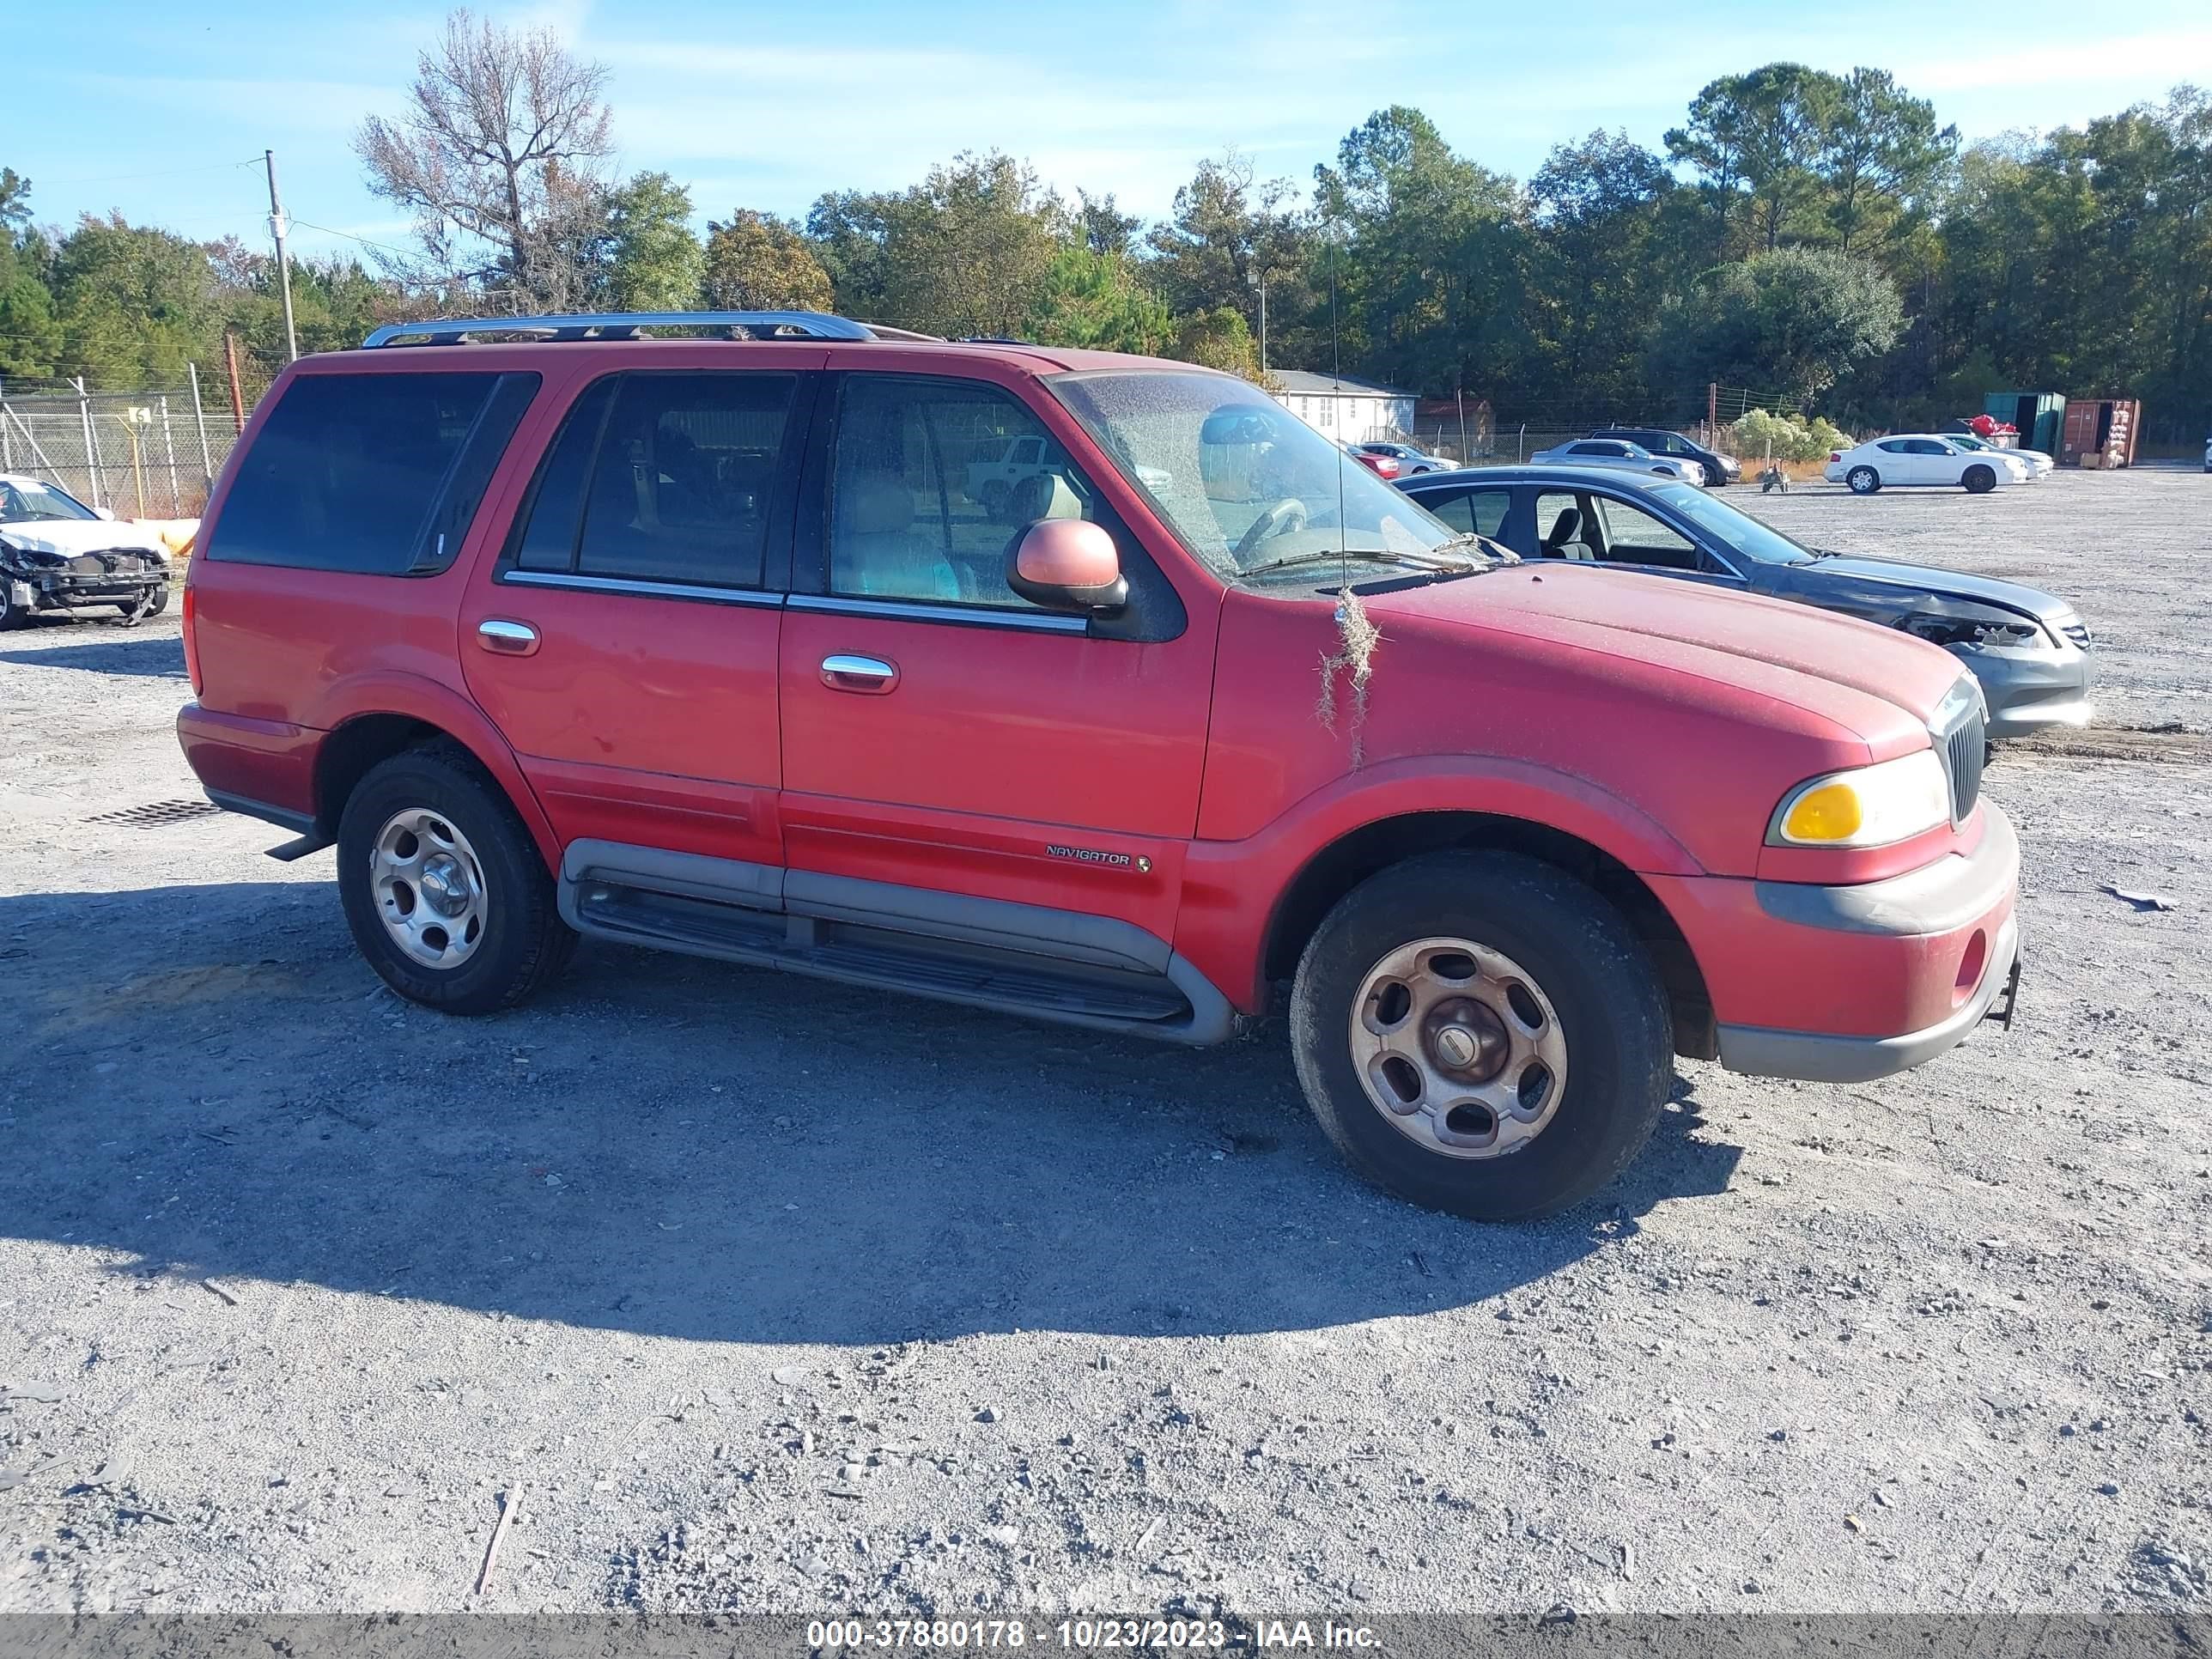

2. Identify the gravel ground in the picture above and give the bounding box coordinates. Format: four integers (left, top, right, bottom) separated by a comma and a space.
1, 467, 2207, 1618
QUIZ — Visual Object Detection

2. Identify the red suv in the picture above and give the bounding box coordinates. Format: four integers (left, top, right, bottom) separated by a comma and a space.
178, 311, 2021, 1221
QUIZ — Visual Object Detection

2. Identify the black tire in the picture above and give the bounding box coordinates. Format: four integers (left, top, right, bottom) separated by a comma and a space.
980, 480, 1011, 520
149, 582, 171, 616
1288, 850, 1671, 1223
112, 588, 155, 628
0, 581, 29, 631
336, 742, 574, 1014
1963, 465, 1996, 494
1847, 466, 1881, 495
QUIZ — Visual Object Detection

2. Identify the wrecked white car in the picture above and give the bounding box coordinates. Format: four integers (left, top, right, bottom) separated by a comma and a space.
0, 475, 173, 629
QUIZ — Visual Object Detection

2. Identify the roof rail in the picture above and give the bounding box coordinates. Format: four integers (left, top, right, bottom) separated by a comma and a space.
360, 310, 880, 348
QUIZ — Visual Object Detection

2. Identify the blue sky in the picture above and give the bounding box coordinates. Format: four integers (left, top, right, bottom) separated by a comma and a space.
17, 0, 2210, 263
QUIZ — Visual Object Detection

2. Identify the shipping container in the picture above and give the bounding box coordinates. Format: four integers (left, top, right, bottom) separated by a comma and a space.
1984, 392, 2067, 458
2063, 398, 2141, 468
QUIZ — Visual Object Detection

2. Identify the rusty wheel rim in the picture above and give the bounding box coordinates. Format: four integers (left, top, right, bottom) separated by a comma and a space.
1347, 936, 1569, 1160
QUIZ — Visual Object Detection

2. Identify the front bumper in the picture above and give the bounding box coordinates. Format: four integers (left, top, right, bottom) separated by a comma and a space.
1651, 803, 2021, 1085
1956, 635, 2093, 740
8, 567, 167, 611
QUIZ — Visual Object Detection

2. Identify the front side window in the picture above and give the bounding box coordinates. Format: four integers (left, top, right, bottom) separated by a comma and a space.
0, 480, 97, 523
210, 370, 533, 574
829, 374, 1097, 608
1589, 495, 1698, 568
1049, 370, 1462, 581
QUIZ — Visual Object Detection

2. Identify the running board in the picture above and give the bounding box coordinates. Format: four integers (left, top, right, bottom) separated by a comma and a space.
556, 841, 1237, 1045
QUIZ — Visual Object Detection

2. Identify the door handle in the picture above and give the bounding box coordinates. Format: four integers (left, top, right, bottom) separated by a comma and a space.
477, 618, 540, 656
820, 653, 898, 695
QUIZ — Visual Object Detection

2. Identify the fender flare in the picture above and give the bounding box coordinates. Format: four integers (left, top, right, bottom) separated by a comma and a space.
1181, 755, 1707, 1011
307, 671, 561, 869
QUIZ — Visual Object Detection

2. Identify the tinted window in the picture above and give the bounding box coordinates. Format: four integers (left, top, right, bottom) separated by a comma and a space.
1568, 442, 1614, 456
1877, 440, 1911, 453
1589, 495, 1696, 565
210, 371, 532, 574
566, 373, 796, 587
1422, 488, 1510, 538
512, 378, 617, 572
830, 375, 1099, 608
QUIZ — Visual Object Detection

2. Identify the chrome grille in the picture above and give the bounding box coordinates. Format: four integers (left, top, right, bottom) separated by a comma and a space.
1940, 697, 1985, 823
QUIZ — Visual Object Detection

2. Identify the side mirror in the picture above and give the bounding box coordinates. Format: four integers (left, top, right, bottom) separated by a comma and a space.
1006, 518, 1127, 613
94, 507, 118, 521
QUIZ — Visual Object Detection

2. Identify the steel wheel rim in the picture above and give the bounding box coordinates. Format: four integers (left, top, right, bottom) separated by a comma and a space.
369, 807, 489, 969
1347, 936, 1569, 1160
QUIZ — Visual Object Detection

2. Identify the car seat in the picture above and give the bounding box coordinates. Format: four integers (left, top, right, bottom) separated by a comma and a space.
1542, 506, 1594, 561
832, 474, 959, 601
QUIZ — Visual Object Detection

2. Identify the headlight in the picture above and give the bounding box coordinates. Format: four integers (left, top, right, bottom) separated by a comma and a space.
1768, 750, 1952, 848
1899, 604, 2046, 650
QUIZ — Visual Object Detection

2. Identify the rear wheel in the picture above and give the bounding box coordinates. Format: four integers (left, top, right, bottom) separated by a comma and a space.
1963, 465, 1996, 494
1847, 466, 1881, 495
337, 744, 574, 1013
1289, 851, 1672, 1222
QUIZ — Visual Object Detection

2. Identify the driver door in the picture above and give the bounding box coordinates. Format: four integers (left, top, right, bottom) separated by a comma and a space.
776, 370, 1219, 941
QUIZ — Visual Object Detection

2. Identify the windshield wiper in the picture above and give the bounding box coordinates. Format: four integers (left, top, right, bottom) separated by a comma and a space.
1427, 532, 1518, 567
1239, 545, 1485, 580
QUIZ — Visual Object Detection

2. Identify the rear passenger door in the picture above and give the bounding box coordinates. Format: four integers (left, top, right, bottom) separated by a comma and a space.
459, 363, 818, 869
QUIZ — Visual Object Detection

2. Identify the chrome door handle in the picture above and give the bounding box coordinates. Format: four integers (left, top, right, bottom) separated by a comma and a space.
820, 653, 898, 694
477, 618, 540, 656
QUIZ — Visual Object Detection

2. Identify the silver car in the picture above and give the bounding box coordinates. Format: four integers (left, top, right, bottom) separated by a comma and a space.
1527, 438, 1705, 485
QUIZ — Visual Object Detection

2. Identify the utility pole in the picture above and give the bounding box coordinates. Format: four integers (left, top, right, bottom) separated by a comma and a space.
223, 332, 248, 434
1707, 380, 1719, 440
265, 149, 300, 362
1250, 269, 1268, 377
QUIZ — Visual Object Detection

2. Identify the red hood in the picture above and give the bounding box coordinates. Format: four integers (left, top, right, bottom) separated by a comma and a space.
1362, 562, 1966, 744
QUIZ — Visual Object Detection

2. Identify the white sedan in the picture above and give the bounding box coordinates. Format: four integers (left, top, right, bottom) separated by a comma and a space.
1825, 435, 2034, 495
1527, 437, 1705, 485
1948, 432, 2054, 477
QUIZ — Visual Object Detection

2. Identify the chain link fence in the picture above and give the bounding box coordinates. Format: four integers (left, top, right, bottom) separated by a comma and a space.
0, 366, 272, 520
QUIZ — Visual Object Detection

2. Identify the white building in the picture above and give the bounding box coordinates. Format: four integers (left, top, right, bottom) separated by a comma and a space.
1269, 369, 1417, 446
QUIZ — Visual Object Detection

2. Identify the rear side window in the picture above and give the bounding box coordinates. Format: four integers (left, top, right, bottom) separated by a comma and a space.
1423, 488, 1510, 538
208, 371, 536, 574
507, 371, 798, 589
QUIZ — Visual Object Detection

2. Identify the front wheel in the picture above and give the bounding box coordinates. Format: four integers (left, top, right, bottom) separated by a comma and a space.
0, 581, 29, 631
1847, 466, 1881, 495
1289, 851, 1672, 1222
1963, 465, 1996, 494
337, 744, 574, 1013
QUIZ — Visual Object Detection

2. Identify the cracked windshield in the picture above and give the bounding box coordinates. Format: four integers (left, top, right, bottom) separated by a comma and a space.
1050, 370, 1471, 580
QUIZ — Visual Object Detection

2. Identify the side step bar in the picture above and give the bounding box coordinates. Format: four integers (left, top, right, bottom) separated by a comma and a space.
557, 840, 1238, 1046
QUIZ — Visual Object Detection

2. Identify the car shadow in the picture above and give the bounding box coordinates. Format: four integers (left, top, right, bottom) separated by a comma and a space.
0, 879, 1742, 1346
0, 632, 186, 678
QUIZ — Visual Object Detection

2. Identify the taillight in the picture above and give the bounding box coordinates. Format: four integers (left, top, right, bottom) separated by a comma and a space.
1828, 452, 1844, 463
182, 582, 204, 696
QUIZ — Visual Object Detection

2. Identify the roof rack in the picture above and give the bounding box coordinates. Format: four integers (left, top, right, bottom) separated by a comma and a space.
360, 310, 882, 348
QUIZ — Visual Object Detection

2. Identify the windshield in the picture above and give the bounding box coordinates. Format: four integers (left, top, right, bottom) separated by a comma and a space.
1048, 370, 1462, 580
0, 479, 97, 524
1644, 482, 1814, 565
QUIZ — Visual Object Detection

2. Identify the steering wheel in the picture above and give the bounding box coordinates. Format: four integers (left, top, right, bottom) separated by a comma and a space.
1233, 497, 1310, 562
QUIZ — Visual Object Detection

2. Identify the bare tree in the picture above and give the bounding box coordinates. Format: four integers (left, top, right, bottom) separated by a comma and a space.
355, 9, 614, 311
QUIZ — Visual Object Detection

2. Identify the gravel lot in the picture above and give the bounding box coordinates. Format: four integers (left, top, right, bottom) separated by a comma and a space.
2, 467, 2207, 1619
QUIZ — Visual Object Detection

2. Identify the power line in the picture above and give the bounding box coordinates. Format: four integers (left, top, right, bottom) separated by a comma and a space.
28, 156, 266, 188
288, 218, 417, 260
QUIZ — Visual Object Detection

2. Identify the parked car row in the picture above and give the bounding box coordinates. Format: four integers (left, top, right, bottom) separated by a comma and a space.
1395, 464, 2091, 741
176, 312, 2027, 1225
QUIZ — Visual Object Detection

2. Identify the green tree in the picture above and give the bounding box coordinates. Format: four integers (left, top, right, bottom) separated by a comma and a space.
50, 214, 220, 386
0, 168, 31, 237
600, 171, 703, 311
1656, 246, 1904, 406
1170, 305, 1261, 379
1145, 152, 1310, 339
702, 210, 833, 312
1819, 68, 1956, 254
805, 152, 1064, 338
1024, 246, 1170, 354
1668, 64, 1839, 254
